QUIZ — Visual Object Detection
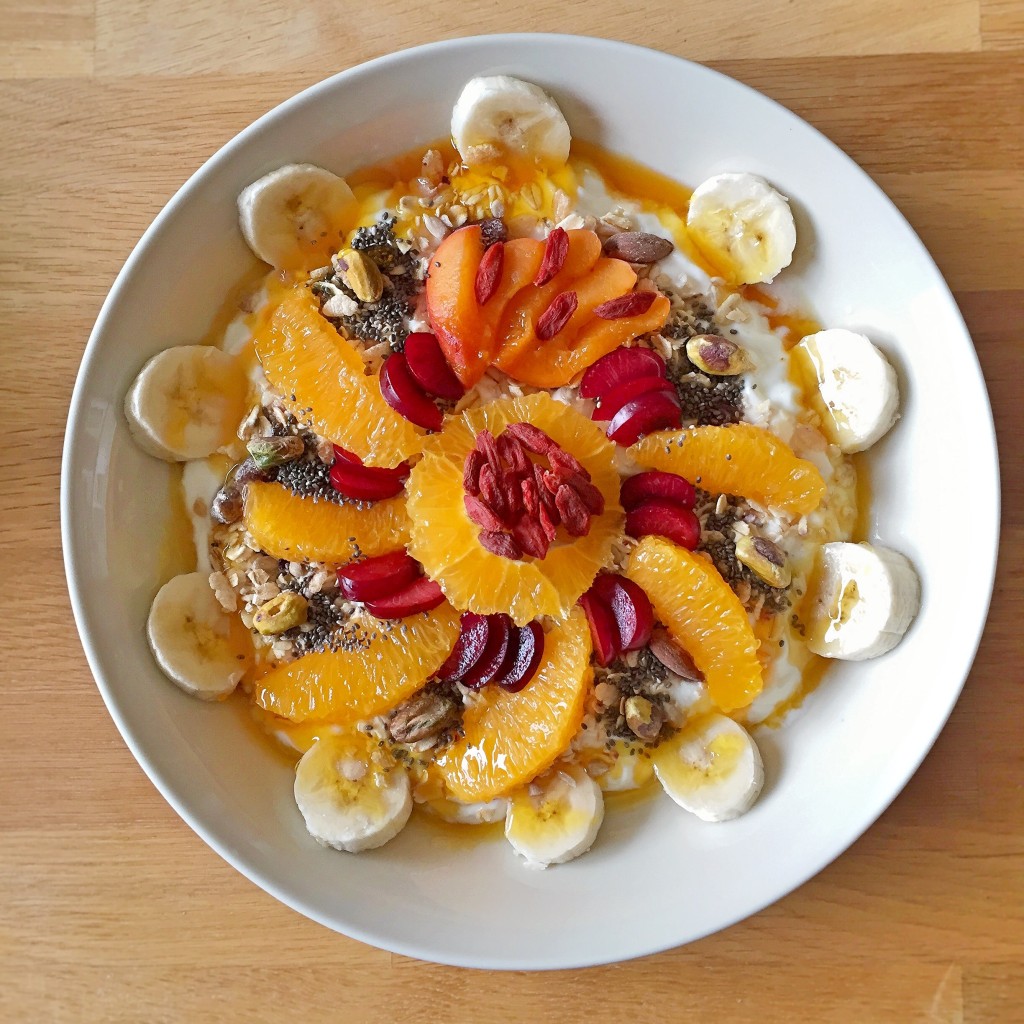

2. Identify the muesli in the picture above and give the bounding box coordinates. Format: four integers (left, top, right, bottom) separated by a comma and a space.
126, 76, 920, 866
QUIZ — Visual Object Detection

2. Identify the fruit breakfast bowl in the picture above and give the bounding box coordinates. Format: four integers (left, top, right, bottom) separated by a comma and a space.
62, 34, 999, 969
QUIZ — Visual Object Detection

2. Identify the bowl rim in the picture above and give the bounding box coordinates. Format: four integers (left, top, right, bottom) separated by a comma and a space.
61, 32, 1001, 969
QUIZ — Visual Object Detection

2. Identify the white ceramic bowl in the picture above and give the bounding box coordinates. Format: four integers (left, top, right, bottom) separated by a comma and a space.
62, 34, 999, 969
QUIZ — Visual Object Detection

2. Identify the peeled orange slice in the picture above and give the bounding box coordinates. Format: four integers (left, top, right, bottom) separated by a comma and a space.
632, 423, 826, 517
253, 286, 424, 468
429, 608, 592, 802
254, 602, 460, 722
243, 480, 410, 563
626, 536, 762, 712
406, 392, 624, 624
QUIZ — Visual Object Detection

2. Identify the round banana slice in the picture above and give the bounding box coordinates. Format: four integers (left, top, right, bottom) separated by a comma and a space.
805, 542, 920, 660
294, 732, 412, 853
505, 765, 604, 868
146, 572, 250, 699
795, 329, 900, 453
686, 172, 796, 284
124, 345, 247, 462
237, 163, 356, 270
451, 75, 571, 168
654, 713, 764, 822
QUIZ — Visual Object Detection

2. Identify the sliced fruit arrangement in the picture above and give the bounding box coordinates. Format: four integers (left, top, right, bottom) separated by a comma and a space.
505, 765, 605, 868
406, 392, 624, 624
254, 601, 461, 723
237, 163, 357, 271
621, 470, 700, 550
654, 713, 764, 821
626, 535, 763, 713
336, 549, 445, 618
794, 329, 899, 453
582, 345, 682, 445
686, 172, 796, 285
804, 542, 920, 660
426, 225, 671, 389
243, 479, 410, 564
430, 608, 592, 803
147, 572, 252, 699
578, 572, 654, 667
253, 286, 425, 467
632, 422, 827, 518
293, 730, 412, 852
329, 444, 410, 502
437, 613, 545, 692
379, 331, 467, 432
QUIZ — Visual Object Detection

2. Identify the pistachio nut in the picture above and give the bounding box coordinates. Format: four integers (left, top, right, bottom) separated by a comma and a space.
624, 695, 664, 743
387, 688, 461, 744
253, 591, 308, 635
735, 534, 792, 588
336, 247, 385, 303
685, 334, 753, 376
246, 434, 304, 470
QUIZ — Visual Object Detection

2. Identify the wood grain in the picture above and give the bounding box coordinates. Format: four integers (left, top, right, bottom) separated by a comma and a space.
0, 2, 1020, 1021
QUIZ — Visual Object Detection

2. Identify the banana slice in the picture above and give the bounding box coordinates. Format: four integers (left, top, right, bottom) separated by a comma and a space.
654, 713, 764, 822
686, 172, 796, 284
124, 345, 247, 462
805, 542, 920, 660
294, 732, 412, 853
795, 329, 899, 453
421, 794, 509, 825
146, 572, 250, 699
451, 75, 571, 168
505, 765, 604, 868
237, 163, 356, 270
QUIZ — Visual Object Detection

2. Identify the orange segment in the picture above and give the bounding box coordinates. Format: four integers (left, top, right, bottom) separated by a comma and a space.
505, 293, 671, 388
253, 286, 424, 468
492, 229, 604, 369
632, 423, 827, 517
406, 393, 624, 625
254, 602, 461, 723
430, 609, 592, 802
243, 480, 410, 563
626, 536, 762, 712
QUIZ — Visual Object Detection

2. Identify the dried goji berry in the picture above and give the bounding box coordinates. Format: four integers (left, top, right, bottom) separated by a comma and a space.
535, 290, 578, 341
506, 422, 558, 456
567, 476, 605, 515
497, 432, 530, 474
555, 484, 591, 537
474, 240, 504, 305
463, 449, 484, 495
521, 477, 540, 515
593, 290, 657, 320
479, 530, 523, 560
464, 493, 505, 532
533, 226, 569, 286
479, 464, 506, 520
512, 516, 550, 559
537, 502, 558, 543
548, 447, 590, 482
475, 429, 502, 475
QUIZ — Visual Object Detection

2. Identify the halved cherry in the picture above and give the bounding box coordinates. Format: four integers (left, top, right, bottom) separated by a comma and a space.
364, 575, 445, 618
591, 574, 654, 651
336, 550, 421, 602
462, 613, 515, 688
379, 352, 444, 431
606, 391, 683, 446
625, 499, 701, 550
620, 470, 697, 511
494, 621, 545, 692
329, 460, 407, 501
592, 376, 678, 423
579, 591, 621, 667
437, 612, 491, 681
579, 346, 667, 399
404, 332, 466, 400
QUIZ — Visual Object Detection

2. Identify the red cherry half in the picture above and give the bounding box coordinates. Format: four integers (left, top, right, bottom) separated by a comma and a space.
336, 550, 420, 602
329, 460, 407, 501
364, 575, 445, 618
462, 613, 514, 688
579, 591, 621, 667
620, 470, 696, 511
625, 499, 701, 550
606, 392, 683, 446
379, 352, 444, 431
592, 376, 678, 423
404, 332, 466, 400
579, 346, 667, 399
494, 621, 545, 693
436, 612, 491, 682
591, 574, 654, 651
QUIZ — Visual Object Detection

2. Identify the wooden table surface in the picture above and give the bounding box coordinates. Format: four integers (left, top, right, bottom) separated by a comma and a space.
2, 3, 1022, 1021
